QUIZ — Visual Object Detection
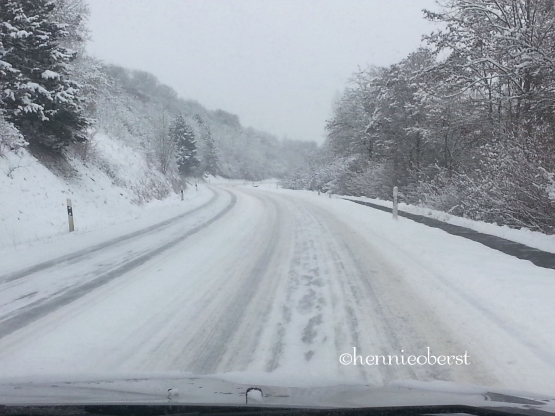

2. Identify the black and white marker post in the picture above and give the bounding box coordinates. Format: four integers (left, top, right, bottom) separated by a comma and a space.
180, 187, 184, 201
67, 198, 74, 232
393, 186, 398, 220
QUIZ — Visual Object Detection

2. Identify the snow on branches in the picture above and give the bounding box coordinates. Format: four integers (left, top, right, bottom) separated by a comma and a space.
0, 0, 87, 149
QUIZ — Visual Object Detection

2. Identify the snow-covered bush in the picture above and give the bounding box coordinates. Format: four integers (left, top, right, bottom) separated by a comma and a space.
457, 144, 555, 233
407, 142, 555, 233
0, 114, 27, 156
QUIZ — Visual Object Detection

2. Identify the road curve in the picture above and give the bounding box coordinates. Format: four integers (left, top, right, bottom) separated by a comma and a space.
0, 184, 552, 395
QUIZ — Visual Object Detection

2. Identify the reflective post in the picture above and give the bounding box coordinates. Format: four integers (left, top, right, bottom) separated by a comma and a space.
67, 198, 74, 232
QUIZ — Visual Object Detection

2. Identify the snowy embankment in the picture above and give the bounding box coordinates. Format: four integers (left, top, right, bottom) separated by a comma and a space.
338, 194, 555, 254
0, 133, 196, 252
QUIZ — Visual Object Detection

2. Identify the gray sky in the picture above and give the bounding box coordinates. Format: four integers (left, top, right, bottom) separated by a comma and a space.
86, 0, 439, 143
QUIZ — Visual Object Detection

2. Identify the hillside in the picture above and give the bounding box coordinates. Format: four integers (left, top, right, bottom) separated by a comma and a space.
0, 62, 315, 249
0, 1, 315, 249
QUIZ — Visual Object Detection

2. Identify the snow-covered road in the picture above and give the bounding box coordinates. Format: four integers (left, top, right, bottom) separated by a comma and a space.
0, 184, 554, 396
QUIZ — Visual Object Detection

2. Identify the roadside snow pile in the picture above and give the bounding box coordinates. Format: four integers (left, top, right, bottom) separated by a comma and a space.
205, 175, 279, 186
342, 194, 555, 254
0, 134, 181, 250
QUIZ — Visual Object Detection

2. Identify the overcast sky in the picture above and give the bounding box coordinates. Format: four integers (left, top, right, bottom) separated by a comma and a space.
86, 0, 439, 143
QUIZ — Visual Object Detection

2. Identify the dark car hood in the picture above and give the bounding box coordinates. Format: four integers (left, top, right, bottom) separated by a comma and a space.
0, 373, 553, 414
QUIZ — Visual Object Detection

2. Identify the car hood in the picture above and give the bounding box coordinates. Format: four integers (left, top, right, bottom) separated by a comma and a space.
0, 373, 553, 414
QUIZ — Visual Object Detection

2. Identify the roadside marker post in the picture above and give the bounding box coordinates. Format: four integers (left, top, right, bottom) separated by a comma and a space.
393, 186, 398, 220
329, 192, 332, 199
180, 188, 184, 201
67, 199, 74, 232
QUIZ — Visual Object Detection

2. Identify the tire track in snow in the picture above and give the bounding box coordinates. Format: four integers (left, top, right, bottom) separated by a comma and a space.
175, 190, 286, 374
302, 200, 499, 387
0, 190, 237, 340
252, 190, 497, 387
0, 187, 220, 284
261, 200, 384, 381
246, 197, 373, 381
265, 200, 340, 371
107, 186, 291, 374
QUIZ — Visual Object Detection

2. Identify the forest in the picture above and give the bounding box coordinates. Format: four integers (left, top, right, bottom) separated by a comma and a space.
285, 0, 555, 233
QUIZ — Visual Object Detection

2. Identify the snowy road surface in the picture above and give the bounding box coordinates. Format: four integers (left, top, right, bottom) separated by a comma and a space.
0, 184, 554, 396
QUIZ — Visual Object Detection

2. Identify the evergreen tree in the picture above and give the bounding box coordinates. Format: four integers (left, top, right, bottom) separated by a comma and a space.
0, 0, 87, 150
194, 114, 219, 176
203, 131, 219, 176
170, 115, 199, 176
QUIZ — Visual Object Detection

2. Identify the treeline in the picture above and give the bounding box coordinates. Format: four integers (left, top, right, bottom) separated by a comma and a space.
0, 0, 314, 182
285, 0, 555, 233
94, 63, 316, 180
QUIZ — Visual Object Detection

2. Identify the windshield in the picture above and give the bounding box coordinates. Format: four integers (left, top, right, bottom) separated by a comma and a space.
0, 0, 555, 407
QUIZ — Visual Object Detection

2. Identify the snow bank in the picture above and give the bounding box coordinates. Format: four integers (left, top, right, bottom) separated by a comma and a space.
341, 194, 555, 254
202, 175, 279, 185
0, 133, 185, 250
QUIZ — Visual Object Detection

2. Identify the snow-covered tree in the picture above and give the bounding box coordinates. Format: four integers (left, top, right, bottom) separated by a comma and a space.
0, 0, 87, 150
202, 131, 219, 176
424, 0, 555, 135
289, 1, 555, 232
154, 111, 175, 175
170, 115, 199, 176
51, 0, 90, 51
194, 114, 219, 176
